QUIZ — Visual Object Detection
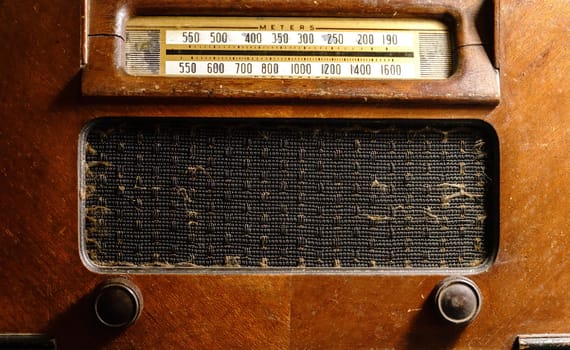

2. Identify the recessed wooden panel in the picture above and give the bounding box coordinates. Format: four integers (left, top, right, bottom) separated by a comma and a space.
82, 0, 499, 104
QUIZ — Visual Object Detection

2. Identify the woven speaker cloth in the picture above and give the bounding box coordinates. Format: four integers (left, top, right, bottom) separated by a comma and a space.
81, 119, 496, 270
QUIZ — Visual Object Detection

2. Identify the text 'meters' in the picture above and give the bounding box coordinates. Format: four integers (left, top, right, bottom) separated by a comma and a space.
125, 17, 454, 80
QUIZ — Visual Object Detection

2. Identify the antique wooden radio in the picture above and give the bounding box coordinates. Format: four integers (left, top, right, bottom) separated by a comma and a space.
0, 0, 569, 349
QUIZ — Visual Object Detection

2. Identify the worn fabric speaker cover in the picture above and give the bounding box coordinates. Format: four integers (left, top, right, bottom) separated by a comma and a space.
80, 118, 498, 272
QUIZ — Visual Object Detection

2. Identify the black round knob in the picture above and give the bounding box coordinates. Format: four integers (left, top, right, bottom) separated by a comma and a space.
434, 277, 482, 325
94, 279, 142, 328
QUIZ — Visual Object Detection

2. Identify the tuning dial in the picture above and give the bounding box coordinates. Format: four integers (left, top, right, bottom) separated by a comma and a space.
434, 276, 482, 325
94, 278, 143, 328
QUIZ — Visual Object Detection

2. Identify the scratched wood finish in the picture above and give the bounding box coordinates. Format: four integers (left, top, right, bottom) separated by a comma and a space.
82, 0, 499, 103
0, 0, 569, 349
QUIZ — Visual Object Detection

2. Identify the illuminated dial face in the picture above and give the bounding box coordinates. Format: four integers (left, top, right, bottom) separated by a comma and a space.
125, 17, 453, 80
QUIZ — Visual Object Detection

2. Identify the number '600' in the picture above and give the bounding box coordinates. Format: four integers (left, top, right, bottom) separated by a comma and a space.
207, 62, 225, 74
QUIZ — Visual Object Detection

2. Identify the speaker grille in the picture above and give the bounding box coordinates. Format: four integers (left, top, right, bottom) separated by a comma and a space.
80, 119, 498, 272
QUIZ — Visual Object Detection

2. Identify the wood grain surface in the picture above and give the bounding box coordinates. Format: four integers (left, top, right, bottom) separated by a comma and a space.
0, 0, 569, 349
